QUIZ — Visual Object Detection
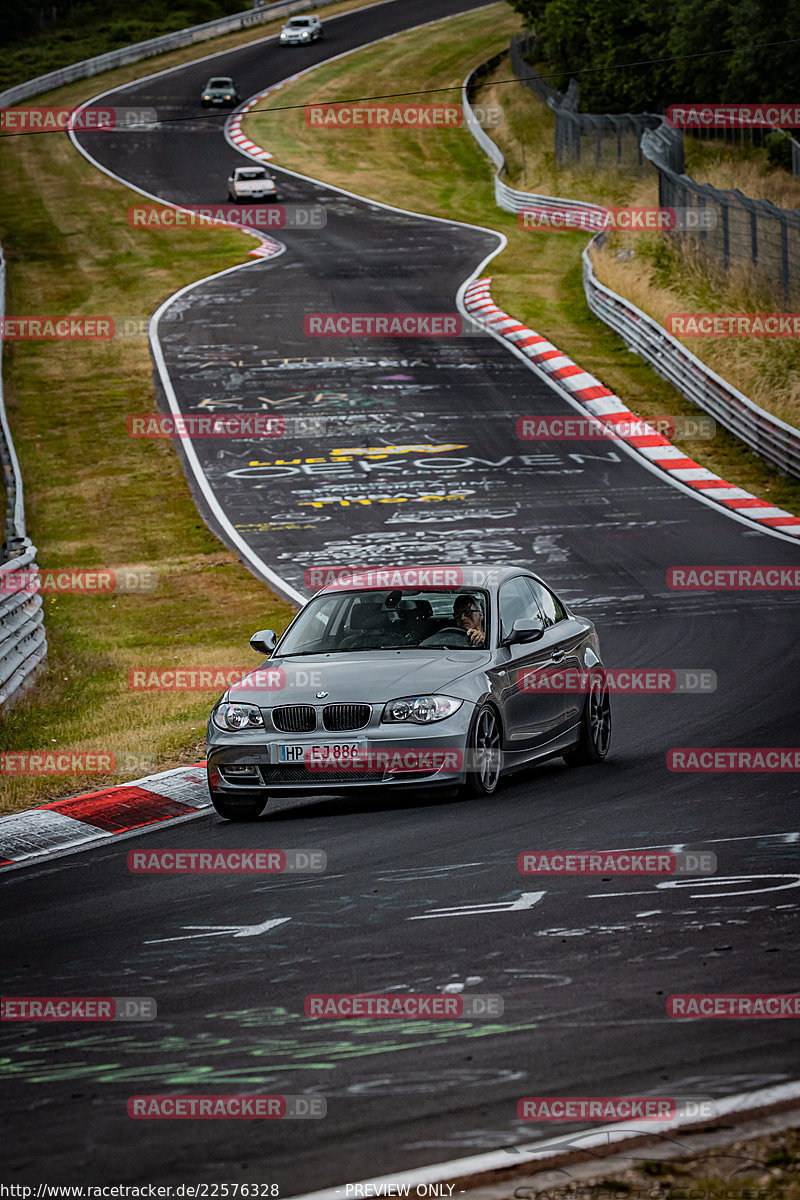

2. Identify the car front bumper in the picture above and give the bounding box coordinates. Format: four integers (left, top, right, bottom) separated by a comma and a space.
206, 705, 474, 797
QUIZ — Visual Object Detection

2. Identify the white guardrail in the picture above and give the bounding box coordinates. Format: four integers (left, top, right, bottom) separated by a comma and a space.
0, 243, 47, 707
461, 59, 600, 221
462, 59, 800, 482
582, 241, 800, 479
0, 0, 355, 705
0, 0, 338, 107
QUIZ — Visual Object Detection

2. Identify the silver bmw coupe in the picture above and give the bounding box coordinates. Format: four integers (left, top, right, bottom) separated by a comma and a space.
206, 566, 611, 820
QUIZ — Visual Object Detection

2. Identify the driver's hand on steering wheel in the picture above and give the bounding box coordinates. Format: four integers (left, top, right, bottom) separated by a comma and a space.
454, 601, 485, 646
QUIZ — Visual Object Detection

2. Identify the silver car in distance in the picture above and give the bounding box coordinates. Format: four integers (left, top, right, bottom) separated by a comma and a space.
206, 566, 611, 820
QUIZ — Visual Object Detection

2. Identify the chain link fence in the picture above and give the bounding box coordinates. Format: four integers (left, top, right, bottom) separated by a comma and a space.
462, 43, 800, 482
509, 34, 800, 305
641, 125, 800, 308
509, 35, 667, 170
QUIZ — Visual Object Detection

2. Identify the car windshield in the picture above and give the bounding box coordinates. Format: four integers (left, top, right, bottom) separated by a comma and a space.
277, 588, 491, 654
287, 17, 311, 24
238, 169, 268, 179
208, 79, 232, 88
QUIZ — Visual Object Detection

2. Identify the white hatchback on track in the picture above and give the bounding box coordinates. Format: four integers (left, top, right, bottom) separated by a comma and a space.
280, 14, 323, 44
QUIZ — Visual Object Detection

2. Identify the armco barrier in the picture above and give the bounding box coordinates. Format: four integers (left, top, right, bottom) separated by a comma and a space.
0, 244, 47, 707
0, 0, 356, 706
583, 240, 800, 480
463, 52, 800, 483
462, 63, 598, 222
0, 0, 335, 108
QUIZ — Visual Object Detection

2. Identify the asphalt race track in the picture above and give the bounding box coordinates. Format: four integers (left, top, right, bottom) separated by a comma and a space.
3, 0, 800, 1190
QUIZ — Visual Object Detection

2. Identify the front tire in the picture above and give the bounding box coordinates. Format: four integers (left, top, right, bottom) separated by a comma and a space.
210, 793, 268, 821
463, 704, 503, 796
563, 672, 611, 765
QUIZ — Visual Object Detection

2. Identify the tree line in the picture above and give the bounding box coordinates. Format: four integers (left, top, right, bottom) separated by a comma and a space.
505, 0, 800, 113
0, 0, 241, 48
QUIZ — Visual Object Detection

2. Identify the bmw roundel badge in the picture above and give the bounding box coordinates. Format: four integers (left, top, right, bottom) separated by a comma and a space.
315, 691, 328, 699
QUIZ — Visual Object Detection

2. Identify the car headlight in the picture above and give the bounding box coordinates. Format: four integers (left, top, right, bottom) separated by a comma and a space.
381, 695, 463, 724
213, 702, 264, 731
203, 95, 210, 100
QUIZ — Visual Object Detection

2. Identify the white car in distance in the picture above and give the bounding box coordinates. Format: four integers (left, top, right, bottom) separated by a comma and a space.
279, 14, 323, 44
227, 165, 278, 202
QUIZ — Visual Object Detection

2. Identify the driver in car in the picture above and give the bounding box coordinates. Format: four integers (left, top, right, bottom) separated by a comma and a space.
453, 594, 485, 646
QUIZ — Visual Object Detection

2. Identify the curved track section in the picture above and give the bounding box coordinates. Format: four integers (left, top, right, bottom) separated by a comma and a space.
3, 1, 798, 1190
68, 0, 800, 616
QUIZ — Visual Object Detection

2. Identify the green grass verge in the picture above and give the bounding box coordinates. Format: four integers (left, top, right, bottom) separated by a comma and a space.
491, 1125, 800, 1200
244, 11, 800, 520
0, 14, 355, 810
2, 0, 799, 813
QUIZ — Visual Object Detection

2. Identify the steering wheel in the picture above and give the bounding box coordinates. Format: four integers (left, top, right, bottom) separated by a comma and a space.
421, 626, 474, 647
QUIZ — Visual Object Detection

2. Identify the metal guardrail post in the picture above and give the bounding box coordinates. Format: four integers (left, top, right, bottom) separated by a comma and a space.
582, 244, 800, 481
781, 216, 791, 308
0, 0, 342, 109
463, 45, 800, 486
0, 242, 47, 705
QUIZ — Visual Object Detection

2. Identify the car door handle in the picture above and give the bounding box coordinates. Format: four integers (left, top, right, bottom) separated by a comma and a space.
550, 649, 566, 663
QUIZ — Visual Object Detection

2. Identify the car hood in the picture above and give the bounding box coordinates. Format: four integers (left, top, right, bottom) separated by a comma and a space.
226, 650, 492, 704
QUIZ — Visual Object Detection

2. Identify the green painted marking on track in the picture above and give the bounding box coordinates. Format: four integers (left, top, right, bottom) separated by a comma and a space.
0, 1009, 539, 1085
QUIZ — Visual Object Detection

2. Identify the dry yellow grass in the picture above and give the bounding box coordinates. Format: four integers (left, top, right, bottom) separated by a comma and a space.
685, 136, 800, 208
590, 238, 800, 430
473, 62, 800, 432
0, 34, 305, 812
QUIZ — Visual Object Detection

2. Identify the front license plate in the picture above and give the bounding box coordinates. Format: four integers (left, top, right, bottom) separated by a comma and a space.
278, 741, 366, 764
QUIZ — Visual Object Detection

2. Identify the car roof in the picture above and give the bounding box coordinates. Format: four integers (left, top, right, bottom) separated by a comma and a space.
314, 565, 545, 597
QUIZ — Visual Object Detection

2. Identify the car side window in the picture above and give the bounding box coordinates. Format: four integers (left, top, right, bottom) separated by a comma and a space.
498, 577, 538, 641
525, 578, 566, 626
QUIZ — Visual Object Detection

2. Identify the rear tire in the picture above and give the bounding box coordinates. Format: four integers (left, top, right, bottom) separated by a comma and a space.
563, 672, 611, 765
462, 704, 503, 796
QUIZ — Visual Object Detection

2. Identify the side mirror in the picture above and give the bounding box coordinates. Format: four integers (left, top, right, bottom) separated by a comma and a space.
250, 629, 277, 656
505, 617, 545, 645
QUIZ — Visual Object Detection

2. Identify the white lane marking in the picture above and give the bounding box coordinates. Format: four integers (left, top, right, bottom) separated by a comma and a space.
149, 267, 310, 605
409, 892, 545, 920
145, 916, 291, 943
455, 312, 800, 549
65, 5, 503, 605
589, 873, 800, 899
584, 830, 799, 852
284, 1081, 800, 1200
67, 3, 800, 551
